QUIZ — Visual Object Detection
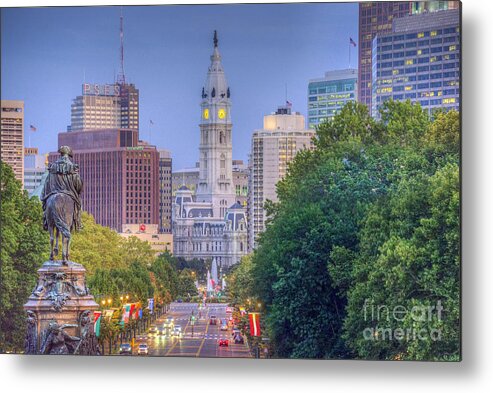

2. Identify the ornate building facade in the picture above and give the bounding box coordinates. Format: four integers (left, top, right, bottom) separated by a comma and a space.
172, 32, 248, 267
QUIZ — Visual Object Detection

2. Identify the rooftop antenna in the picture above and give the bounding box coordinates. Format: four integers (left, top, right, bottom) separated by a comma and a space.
117, 6, 125, 85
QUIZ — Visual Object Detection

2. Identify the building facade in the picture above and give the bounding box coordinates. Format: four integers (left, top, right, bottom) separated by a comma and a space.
172, 32, 248, 267
358, 1, 460, 113
308, 69, 358, 129
49, 136, 160, 233
1, 100, 24, 184
69, 83, 139, 132
248, 104, 315, 250
120, 223, 173, 255
232, 160, 249, 208
24, 147, 46, 195
371, 8, 460, 117
358, 2, 413, 112
158, 149, 173, 233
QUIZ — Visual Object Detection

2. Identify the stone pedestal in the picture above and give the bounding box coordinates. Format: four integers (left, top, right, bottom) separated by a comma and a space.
23, 260, 100, 355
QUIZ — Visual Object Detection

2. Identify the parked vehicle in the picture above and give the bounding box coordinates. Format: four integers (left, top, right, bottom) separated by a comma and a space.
209, 315, 218, 325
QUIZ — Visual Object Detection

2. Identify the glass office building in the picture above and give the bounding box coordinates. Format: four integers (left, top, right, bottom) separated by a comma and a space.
307, 69, 358, 129
372, 8, 460, 118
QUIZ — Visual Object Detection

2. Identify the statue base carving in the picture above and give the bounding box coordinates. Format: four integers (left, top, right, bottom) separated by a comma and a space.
23, 260, 100, 355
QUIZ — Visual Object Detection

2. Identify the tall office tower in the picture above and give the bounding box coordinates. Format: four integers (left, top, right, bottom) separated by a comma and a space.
172, 32, 248, 267
307, 69, 358, 129
358, 2, 413, 112
371, 8, 460, 117
248, 104, 315, 250
158, 149, 173, 233
196, 30, 236, 218
69, 83, 139, 132
1, 100, 24, 184
24, 147, 46, 195
51, 129, 160, 232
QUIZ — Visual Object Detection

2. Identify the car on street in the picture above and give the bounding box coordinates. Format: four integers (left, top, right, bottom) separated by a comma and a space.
119, 343, 132, 355
232, 328, 241, 337
209, 315, 217, 325
218, 339, 229, 347
163, 317, 174, 328
137, 344, 149, 355
226, 306, 233, 313
172, 325, 182, 338
148, 326, 158, 335
220, 320, 228, 331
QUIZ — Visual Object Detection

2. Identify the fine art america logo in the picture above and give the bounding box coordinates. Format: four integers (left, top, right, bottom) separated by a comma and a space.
362, 299, 444, 342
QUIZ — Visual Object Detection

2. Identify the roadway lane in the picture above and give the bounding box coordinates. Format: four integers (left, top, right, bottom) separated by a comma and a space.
140, 302, 251, 358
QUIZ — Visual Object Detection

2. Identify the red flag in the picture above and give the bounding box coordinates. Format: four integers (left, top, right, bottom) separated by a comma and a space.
249, 312, 261, 337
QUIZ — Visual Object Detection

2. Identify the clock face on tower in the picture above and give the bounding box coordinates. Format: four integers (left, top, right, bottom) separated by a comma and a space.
218, 108, 226, 119
203, 108, 209, 120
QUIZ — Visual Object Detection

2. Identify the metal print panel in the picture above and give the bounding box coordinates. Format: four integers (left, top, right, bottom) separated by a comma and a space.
0, 1, 461, 361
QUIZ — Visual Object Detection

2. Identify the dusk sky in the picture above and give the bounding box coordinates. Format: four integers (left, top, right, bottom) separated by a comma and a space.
1, 3, 358, 169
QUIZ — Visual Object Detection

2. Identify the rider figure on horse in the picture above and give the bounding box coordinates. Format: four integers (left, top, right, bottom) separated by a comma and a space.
41, 146, 83, 263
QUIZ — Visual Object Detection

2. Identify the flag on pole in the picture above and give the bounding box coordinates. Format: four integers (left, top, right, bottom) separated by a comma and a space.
249, 312, 261, 337
350, 37, 357, 47
94, 311, 102, 337
150, 119, 154, 125
286, 100, 292, 107
30, 125, 37, 131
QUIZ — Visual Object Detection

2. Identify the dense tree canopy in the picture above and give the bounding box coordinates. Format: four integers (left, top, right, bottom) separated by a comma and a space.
248, 100, 460, 360
0, 162, 49, 352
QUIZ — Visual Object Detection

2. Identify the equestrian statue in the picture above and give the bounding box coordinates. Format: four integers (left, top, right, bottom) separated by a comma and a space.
41, 146, 83, 264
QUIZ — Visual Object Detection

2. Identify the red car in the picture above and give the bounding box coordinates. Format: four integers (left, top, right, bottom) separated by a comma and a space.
218, 339, 229, 347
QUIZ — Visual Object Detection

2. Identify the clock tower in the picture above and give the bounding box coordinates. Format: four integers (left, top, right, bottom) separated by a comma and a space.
196, 31, 236, 217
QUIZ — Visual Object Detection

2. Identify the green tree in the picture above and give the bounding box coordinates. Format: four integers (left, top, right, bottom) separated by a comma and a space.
176, 269, 198, 300
343, 163, 459, 360
250, 100, 459, 360
70, 212, 125, 275
227, 255, 254, 306
0, 161, 49, 352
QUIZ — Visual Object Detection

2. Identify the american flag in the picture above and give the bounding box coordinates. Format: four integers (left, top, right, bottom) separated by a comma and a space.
350, 37, 357, 47
30, 125, 37, 131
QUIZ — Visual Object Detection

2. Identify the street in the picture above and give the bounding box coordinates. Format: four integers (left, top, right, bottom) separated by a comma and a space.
129, 302, 252, 358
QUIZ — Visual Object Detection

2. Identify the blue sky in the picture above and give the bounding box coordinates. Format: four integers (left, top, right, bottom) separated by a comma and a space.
1, 3, 358, 169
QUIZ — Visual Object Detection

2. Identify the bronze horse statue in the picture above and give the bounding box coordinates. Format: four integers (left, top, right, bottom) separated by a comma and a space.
41, 146, 83, 264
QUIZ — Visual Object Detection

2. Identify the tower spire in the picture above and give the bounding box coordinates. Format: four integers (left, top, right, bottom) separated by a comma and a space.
117, 6, 125, 85
213, 30, 218, 48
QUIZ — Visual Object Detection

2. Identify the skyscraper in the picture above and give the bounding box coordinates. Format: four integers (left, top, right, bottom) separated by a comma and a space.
51, 129, 160, 232
358, 2, 413, 112
69, 83, 139, 132
248, 104, 315, 250
358, 1, 460, 113
172, 32, 248, 267
371, 8, 460, 117
1, 100, 24, 184
51, 11, 160, 233
308, 69, 358, 129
